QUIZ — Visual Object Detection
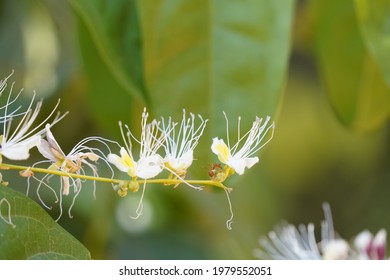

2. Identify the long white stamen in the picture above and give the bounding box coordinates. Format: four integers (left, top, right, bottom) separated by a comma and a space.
130, 180, 147, 219
163, 165, 203, 190
223, 111, 230, 149
225, 188, 234, 230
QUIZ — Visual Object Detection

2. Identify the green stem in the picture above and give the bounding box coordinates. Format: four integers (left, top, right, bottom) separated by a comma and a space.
0, 163, 230, 191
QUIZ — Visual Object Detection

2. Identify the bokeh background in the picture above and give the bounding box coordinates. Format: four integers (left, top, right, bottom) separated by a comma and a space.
1, 0, 390, 259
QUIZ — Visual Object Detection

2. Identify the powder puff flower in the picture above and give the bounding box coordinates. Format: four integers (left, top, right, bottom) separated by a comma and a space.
211, 113, 274, 176
107, 109, 165, 180
0, 74, 65, 162
160, 110, 208, 177
254, 203, 350, 260
353, 229, 387, 260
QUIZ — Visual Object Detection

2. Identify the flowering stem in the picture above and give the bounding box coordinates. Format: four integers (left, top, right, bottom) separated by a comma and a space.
0, 163, 230, 191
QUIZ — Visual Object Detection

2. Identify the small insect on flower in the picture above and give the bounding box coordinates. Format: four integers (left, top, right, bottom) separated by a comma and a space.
208, 163, 223, 181
211, 112, 274, 178
0, 73, 66, 163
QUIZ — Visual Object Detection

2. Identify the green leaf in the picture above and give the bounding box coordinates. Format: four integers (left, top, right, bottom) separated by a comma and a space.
70, 0, 147, 102
137, 0, 293, 122
137, 0, 294, 167
313, 0, 390, 132
0, 187, 91, 260
355, 0, 390, 87
76, 15, 138, 137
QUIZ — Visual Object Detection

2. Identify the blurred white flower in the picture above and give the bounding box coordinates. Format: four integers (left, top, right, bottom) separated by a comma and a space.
211, 113, 274, 175
353, 229, 387, 260
160, 110, 207, 177
254, 203, 350, 260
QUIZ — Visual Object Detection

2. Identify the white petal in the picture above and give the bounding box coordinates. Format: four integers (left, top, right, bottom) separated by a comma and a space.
37, 138, 58, 162
226, 158, 247, 175
354, 230, 373, 253
211, 137, 223, 154
2, 135, 41, 160
45, 124, 65, 155
180, 150, 194, 168
245, 157, 259, 169
2, 145, 31, 160
166, 150, 193, 171
211, 137, 230, 164
373, 229, 387, 246
373, 229, 387, 249
137, 155, 163, 179
227, 156, 258, 175
107, 153, 130, 173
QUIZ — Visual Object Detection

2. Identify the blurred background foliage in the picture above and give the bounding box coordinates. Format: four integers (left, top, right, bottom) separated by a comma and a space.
1, 0, 390, 259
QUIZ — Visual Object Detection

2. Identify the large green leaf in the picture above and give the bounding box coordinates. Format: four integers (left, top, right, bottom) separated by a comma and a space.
76, 15, 137, 138
355, 0, 390, 87
137, 0, 294, 127
313, 0, 390, 132
0, 187, 91, 259
70, 0, 147, 102
136, 0, 294, 170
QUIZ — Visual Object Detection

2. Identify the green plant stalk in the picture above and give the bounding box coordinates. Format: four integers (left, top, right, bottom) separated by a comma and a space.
0, 163, 230, 191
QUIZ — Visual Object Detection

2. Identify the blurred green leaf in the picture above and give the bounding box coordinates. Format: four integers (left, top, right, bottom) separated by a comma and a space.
70, 0, 147, 102
0, 187, 91, 259
76, 16, 137, 137
355, 0, 390, 87
137, 0, 294, 168
313, 0, 390, 132
137, 0, 294, 123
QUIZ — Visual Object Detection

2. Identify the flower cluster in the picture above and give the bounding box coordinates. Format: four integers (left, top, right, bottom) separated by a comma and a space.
254, 203, 387, 260
0, 73, 275, 227
0, 73, 113, 219
107, 108, 274, 222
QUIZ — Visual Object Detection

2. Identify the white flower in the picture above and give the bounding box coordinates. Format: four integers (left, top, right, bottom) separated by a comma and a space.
0, 74, 65, 161
35, 124, 113, 221
107, 108, 166, 219
37, 124, 101, 196
107, 108, 164, 180
160, 110, 207, 176
254, 203, 350, 260
211, 113, 274, 175
353, 229, 387, 260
